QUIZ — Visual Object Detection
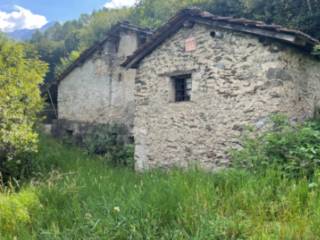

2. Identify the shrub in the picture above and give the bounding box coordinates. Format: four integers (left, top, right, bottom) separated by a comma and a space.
0, 36, 47, 182
55, 50, 80, 77
0, 188, 41, 236
83, 123, 134, 167
231, 115, 320, 179
313, 44, 320, 55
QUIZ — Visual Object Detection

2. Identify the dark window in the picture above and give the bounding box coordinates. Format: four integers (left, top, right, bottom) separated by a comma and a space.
66, 129, 74, 136
172, 74, 192, 102
118, 73, 123, 82
129, 136, 135, 144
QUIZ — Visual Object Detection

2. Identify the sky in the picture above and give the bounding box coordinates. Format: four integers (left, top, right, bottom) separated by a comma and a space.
0, 0, 136, 32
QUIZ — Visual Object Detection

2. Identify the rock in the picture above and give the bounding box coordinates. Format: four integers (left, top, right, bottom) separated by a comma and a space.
266, 68, 293, 81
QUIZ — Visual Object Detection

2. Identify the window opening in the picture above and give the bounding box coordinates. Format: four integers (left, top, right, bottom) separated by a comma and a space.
172, 74, 192, 102
210, 31, 216, 38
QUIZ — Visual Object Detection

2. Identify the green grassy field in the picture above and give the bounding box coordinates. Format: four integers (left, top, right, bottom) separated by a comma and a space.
2, 136, 320, 239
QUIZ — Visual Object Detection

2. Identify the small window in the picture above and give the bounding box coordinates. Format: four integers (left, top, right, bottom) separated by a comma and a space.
129, 136, 135, 144
66, 129, 74, 136
172, 74, 192, 102
118, 73, 123, 82
210, 31, 223, 38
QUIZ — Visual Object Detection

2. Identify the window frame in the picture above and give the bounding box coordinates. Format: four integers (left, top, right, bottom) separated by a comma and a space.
171, 74, 192, 102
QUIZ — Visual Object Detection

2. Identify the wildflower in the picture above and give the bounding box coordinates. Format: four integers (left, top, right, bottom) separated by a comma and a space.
308, 182, 318, 189
113, 206, 120, 213
85, 213, 92, 220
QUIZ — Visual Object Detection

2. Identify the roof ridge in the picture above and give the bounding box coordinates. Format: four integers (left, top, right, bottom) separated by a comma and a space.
122, 8, 319, 69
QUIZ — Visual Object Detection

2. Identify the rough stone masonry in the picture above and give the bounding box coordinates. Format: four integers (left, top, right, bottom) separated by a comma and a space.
124, 10, 320, 171
56, 23, 152, 138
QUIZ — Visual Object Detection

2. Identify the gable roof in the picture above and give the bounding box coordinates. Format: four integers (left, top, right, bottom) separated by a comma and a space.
56, 22, 153, 85
122, 8, 319, 69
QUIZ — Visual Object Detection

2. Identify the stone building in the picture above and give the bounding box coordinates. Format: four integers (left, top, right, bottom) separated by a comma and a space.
55, 22, 153, 137
123, 8, 320, 171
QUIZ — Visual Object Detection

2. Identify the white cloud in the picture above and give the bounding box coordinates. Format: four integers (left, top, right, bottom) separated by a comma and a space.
104, 0, 137, 9
0, 5, 47, 32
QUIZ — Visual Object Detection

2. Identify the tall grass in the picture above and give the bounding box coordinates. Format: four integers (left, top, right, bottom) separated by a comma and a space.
2, 135, 320, 239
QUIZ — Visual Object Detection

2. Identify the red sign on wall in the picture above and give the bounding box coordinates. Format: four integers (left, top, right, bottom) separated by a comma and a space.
185, 37, 197, 52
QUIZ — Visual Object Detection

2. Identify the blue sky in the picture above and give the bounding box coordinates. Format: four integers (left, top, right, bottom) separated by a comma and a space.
0, 0, 136, 32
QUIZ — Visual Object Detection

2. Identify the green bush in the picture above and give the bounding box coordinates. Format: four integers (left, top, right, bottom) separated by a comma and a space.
0, 188, 41, 237
313, 44, 320, 55
232, 115, 320, 179
83, 123, 134, 167
0, 36, 47, 182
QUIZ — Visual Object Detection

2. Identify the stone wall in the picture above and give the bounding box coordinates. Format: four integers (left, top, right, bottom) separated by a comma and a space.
51, 119, 130, 146
134, 23, 320, 171
57, 30, 139, 135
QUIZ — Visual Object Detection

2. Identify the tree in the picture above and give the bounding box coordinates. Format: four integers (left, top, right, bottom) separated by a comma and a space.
0, 35, 48, 181
55, 50, 80, 77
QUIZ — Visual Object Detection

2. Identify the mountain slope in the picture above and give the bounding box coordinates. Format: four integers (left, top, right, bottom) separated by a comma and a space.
6, 22, 56, 41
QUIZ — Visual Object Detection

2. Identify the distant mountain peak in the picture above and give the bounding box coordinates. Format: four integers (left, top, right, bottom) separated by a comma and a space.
6, 22, 56, 41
